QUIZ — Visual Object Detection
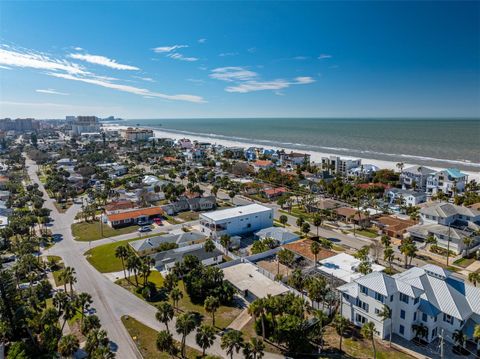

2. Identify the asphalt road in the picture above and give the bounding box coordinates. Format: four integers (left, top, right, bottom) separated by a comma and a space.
25, 157, 281, 359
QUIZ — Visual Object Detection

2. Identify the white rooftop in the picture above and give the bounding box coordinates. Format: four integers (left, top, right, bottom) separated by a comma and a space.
318, 252, 385, 283
200, 204, 272, 222
222, 262, 288, 298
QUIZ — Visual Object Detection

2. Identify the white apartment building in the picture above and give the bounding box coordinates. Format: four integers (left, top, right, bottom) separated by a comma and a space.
426, 168, 468, 197
70, 116, 100, 135
120, 127, 154, 142
199, 204, 273, 238
339, 264, 480, 345
321, 155, 361, 176
400, 166, 435, 191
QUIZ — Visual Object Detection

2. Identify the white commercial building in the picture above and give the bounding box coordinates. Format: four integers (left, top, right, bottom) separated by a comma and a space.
120, 127, 154, 142
199, 204, 273, 238
339, 264, 480, 346
321, 155, 361, 176
70, 116, 100, 135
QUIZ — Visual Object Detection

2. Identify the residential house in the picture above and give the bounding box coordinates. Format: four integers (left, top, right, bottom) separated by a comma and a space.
150, 243, 223, 272
348, 164, 380, 177
283, 238, 336, 263
262, 187, 287, 199
279, 151, 311, 167
407, 202, 480, 255
252, 159, 275, 172
426, 168, 468, 197
400, 166, 435, 191
339, 264, 480, 346
372, 216, 416, 239
129, 230, 207, 256
199, 203, 273, 238
106, 206, 164, 228
255, 226, 299, 245
222, 262, 289, 301
161, 195, 216, 215
385, 188, 427, 208
177, 138, 193, 149
334, 207, 370, 227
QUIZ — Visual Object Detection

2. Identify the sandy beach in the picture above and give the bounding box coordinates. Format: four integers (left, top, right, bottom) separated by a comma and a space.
105, 124, 480, 182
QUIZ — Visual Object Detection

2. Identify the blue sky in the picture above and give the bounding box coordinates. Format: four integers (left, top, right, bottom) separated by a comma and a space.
0, 1, 479, 119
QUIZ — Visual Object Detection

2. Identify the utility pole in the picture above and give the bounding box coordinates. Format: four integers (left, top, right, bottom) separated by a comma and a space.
439, 329, 445, 359
446, 224, 451, 266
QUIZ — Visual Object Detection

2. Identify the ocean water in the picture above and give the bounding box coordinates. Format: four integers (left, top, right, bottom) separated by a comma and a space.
122, 118, 480, 171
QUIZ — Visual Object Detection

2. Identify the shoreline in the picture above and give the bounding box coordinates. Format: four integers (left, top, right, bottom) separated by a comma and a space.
105, 124, 480, 182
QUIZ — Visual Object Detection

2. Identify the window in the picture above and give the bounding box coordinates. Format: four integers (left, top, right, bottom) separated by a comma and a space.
375, 308, 380, 315
399, 293, 409, 304
357, 299, 369, 312
414, 297, 419, 304
432, 328, 437, 339
443, 314, 453, 325
422, 313, 428, 322
390, 295, 394, 302
399, 325, 405, 335
414, 313, 417, 321
400, 310, 406, 319
360, 286, 368, 295
356, 314, 367, 324
375, 292, 385, 303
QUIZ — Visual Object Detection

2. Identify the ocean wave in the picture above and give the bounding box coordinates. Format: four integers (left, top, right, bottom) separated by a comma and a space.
152, 126, 480, 169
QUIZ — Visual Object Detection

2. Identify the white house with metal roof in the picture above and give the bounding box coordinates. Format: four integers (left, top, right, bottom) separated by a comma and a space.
426, 168, 468, 197
199, 204, 273, 239
400, 166, 435, 191
338, 264, 480, 345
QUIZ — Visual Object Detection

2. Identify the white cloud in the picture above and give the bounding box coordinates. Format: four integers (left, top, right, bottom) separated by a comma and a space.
210, 67, 315, 93
36, 88, 69, 95
198, 38, 207, 44
153, 45, 188, 53
247, 47, 257, 53
167, 53, 198, 62
69, 53, 139, 70
49, 72, 205, 103
293, 56, 309, 60
187, 78, 205, 83
209, 67, 257, 82
318, 54, 332, 59
219, 52, 238, 57
133, 76, 155, 82
0, 65, 11, 70
0, 46, 86, 75
73, 47, 83, 51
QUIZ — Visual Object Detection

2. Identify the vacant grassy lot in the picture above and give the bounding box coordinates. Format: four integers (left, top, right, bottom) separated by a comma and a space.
116, 272, 166, 302
353, 229, 379, 238
85, 234, 164, 273
176, 280, 242, 329
454, 257, 477, 268
72, 221, 139, 241
175, 211, 200, 221
121, 316, 203, 359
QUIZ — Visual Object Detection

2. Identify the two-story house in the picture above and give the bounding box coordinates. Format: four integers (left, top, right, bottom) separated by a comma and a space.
339, 264, 480, 345
426, 168, 468, 197
400, 166, 435, 191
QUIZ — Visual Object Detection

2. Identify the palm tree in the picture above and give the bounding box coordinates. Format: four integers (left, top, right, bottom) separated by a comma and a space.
170, 286, 183, 310
464, 237, 474, 257
313, 215, 322, 236
156, 330, 177, 358
469, 272, 480, 287
243, 337, 265, 359
383, 247, 395, 270
221, 329, 244, 359
176, 312, 198, 358
333, 314, 349, 354
195, 324, 216, 356
279, 214, 288, 227
473, 324, 480, 353
126, 254, 141, 286
220, 234, 231, 255
76, 292, 93, 327
58, 334, 80, 358
204, 295, 220, 327
156, 301, 174, 333
310, 241, 321, 267
115, 245, 129, 280
204, 238, 215, 253
412, 323, 428, 340
248, 299, 266, 339
378, 305, 392, 347
361, 322, 378, 359
313, 309, 328, 351
59, 266, 76, 294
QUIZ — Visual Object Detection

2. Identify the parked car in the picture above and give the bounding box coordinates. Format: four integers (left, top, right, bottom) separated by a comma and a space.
138, 226, 151, 233
153, 218, 162, 225
137, 220, 150, 226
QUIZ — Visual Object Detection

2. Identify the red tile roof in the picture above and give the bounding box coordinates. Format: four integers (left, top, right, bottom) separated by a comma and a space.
283, 239, 336, 262
263, 187, 287, 196
254, 160, 273, 167
107, 207, 164, 222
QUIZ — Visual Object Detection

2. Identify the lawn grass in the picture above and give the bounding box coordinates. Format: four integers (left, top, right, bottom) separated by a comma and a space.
85, 234, 164, 273
176, 281, 242, 329
121, 316, 203, 359
72, 221, 139, 241
323, 325, 414, 359
353, 229, 379, 238
54, 201, 71, 213
46, 255, 66, 287
241, 318, 283, 355
453, 257, 477, 268
116, 272, 167, 303
175, 211, 200, 221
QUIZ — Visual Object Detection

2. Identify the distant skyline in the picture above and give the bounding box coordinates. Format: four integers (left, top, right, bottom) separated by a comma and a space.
0, 1, 479, 119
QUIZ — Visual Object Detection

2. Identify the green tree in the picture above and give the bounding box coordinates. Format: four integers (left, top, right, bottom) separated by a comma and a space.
170, 287, 183, 310
279, 215, 288, 228
361, 322, 378, 359
156, 330, 177, 358
204, 238, 215, 253
296, 217, 304, 228
176, 312, 198, 358
313, 215, 322, 236
378, 305, 392, 347
115, 245, 130, 280
301, 222, 311, 237
58, 334, 80, 358
195, 324, 216, 356
204, 295, 220, 327
220, 235, 231, 255
333, 314, 349, 354
156, 301, 174, 333
248, 299, 266, 339
221, 329, 244, 359
243, 337, 265, 359
310, 241, 321, 266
